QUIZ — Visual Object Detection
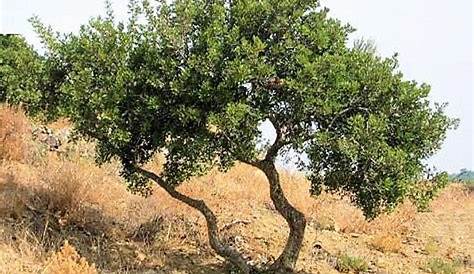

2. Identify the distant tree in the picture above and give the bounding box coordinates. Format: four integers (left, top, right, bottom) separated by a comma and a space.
32, 0, 457, 272
450, 169, 474, 183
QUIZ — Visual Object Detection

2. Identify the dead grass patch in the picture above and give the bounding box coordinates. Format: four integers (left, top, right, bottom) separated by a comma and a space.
370, 233, 402, 253
0, 105, 32, 162
44, 240, 97, 274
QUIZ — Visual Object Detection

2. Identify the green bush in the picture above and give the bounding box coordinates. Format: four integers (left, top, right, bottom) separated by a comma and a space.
424, 258, 459, 274
336, 254, 369, 273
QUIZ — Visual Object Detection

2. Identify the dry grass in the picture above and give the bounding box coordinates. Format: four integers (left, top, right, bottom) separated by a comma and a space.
370, 233, 402, 253
0, 242, 43, 274
0, 104, 473, 274
44, 240, 97, 274
0, 105, 32, 162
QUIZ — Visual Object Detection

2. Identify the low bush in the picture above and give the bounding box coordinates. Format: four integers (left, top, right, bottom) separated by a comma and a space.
424, 257, 459, 274
336, 253, 369, 273
44, 240, 97, 274
371, 233, 402, 253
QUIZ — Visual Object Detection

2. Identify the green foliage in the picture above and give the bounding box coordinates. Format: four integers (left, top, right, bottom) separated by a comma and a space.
336, 254, 369, 273
409, 172, 448, 212
0, 33, 67, 119
305, 52, 457, 217
0, 34, 42, 113
424, 258, 460, 274
31, 0, 456, 216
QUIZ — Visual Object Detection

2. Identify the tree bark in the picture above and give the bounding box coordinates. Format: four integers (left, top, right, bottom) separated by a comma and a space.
260, 160, 307, 272
135, 167, 251, 274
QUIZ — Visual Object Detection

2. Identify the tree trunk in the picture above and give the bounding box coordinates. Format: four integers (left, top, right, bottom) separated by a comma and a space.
260, 161, 307, 272
136, 167, 251, 274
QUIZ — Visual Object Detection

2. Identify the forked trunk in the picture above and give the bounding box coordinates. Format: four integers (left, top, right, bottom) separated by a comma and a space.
137, 162, 306, 273
260, 161, 307, 273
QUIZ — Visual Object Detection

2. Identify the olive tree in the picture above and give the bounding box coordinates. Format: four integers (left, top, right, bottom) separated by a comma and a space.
32, 0, 456, 272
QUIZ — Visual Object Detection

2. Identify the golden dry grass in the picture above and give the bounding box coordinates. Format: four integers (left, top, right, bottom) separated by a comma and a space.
44, 241, 97, 274
0, 105, 32, 162
0, 105, 473, 274
370, 233, 403, 253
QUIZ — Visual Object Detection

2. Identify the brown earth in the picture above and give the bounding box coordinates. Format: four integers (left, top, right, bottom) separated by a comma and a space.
0, 105, 473, 274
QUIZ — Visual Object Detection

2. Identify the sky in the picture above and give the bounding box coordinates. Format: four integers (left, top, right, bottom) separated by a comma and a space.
1, 0, 473, 173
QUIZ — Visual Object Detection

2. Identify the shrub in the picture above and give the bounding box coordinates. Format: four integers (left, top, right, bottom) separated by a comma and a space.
424, 258, 459, 274
44, 240, 97, 274
424, 237, 439, 255
0, 34, 68, 119
370, 233, 402, 253
336, 253, 369, 273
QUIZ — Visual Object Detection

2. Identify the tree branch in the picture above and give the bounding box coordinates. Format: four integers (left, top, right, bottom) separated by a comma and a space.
237, 156, 262, 169
134, 166, 251, 273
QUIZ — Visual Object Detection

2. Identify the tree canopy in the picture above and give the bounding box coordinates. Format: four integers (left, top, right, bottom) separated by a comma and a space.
0, 33, 69, 119
4, 0, 457, 272
0, 34, 42, 113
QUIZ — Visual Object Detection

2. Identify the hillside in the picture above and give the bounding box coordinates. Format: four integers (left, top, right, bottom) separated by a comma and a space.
0, 105, 473, 274
450, 170, 474, 184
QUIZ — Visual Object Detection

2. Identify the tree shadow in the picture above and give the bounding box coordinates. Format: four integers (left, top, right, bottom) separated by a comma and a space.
0, 177, 227, 273
1, 177, 314, 274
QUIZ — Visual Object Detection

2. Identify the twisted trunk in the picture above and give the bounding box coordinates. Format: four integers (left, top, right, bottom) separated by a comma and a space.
259, 161, 307, 272
238, 116, 307, 272
136, 167, 251, 274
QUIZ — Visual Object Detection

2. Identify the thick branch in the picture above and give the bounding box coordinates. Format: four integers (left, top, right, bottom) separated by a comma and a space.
135, 167, 251, 273
236, 118, 284, 168
237, 156, 262, 169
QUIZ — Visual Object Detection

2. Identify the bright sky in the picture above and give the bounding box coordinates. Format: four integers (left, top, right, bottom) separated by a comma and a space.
1, 0, 473, 173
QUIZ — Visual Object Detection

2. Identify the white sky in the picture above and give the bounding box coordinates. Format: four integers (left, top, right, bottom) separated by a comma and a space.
1, 0, 473, 173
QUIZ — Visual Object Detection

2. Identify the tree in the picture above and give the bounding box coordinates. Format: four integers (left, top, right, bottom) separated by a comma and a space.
32, 0, 457, 272
0, 33, 69, 119
0, 34, 41, 112
450, 169, 474, 183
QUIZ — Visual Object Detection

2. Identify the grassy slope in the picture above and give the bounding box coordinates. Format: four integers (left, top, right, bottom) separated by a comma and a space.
0, 105, 473, 274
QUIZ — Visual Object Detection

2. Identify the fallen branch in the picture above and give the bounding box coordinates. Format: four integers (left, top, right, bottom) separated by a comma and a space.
221, 219, 251, 231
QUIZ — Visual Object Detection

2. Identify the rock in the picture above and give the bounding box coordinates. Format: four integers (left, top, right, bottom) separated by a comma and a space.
32, 125, 62, 151
404, 236, 421, 245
